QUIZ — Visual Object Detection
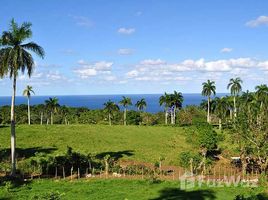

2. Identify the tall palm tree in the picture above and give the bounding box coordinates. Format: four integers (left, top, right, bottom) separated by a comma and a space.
227, 77, 243, 118
23, 85, 35, 125
169, 91, 183, 124
104, 100, 119, 126
119, 96, 132, 126
255, 84, 268, 124
214, 97, 228, 130
159, 93, 171, 125
45, 97, 60, 125
135, 98, 147, 111
202, 80, 216, 123
0, 19, 44, 175
255, 84, 268, 111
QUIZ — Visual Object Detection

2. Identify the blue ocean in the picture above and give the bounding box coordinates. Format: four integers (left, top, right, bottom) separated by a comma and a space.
0, 94, 226, 113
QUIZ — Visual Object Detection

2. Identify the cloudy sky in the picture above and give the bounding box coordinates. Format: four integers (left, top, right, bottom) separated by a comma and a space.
1, 0, 268, 95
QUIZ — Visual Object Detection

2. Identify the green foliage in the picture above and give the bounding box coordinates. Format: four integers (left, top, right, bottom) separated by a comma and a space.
179, 151, 202, 171
31, 191, 64, 200
126, 110, 141, 125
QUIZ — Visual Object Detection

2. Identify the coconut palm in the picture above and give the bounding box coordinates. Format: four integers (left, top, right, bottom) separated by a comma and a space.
0, 19, 44, 175
104, 100, 120, 126
23, 85, 35, 125
61, 106, 70, 125
214, 97, 228, 130
169, 91, 183, 124
255, 84, 268, 111
135, 98, 147, 111
227, 77, 243, 118
45, 97, 60, 125
202, 80, 216, 123
119, 96, 132, 126
159, 93, 171, 125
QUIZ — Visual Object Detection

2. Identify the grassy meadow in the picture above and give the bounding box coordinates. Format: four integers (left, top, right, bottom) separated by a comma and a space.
0, 125, 192, 165
0, 179, 265, 200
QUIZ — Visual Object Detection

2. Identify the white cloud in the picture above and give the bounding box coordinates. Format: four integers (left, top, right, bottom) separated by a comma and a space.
140, 59, 166, 65
125, 57, 265, 83
221, 48, 232, 53
126, 70, 139, 78
246, 15, 268, 27
74, 60, 113, 79
118, 48, 134, 55
74, 68, 97, 78
118, 27, 135, 35
103, 75, 117, 81
70, 15, 94, 27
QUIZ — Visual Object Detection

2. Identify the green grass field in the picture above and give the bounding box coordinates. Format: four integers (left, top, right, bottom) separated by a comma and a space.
0, 179, 265, 200
0, 125, 266, 199
0, 125, 192, 165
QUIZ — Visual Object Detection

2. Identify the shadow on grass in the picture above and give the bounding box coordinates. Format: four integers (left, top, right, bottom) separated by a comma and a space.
0, 125, 9, 129
96, 150, 134, 161
0, 175, 32, 189
150, 188, 216, 200
0, 147, 57, 161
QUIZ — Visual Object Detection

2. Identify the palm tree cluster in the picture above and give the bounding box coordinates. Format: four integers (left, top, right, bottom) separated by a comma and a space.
0, 19, 45, 175
159, 91, 184, 125
103, 97, 147, 126
201, 78, 268, 174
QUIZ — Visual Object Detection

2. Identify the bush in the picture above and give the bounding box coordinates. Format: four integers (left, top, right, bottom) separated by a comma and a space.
179, 151, 202, 172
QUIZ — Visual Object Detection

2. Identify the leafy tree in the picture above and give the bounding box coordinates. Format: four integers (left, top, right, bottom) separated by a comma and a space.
201, 80, 216, 123
103, 100, 119, 125
119, 96, 132, 126
0, 19, 44, 175
227, 77, 243, 118
23, 85, 35, 125
45, 97, 60, 125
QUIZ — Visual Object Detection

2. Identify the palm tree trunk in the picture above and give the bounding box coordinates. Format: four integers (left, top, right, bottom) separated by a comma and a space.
207, 97, 210, 123
165, 110, 168, 125
124, 108, 126, 126
40, 112, 43, 125
51, 112, 53, 125
233, 96, 237, 118
173, 106, 176, 124
10, 75, 17, 176
219, 118, 222, 130
170, 111, 173, 124
108, 113, 111, 126
27, 97, 31, 125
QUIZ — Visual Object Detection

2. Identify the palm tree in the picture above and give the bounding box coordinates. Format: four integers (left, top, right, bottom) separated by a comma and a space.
159, 93, 171, 125
104, 100, 120, 126
45, 97, 60, 125
0, 19, 44, 175
255, 84, 268, 124
169, 91, 183, 124
227, 77, 243, 118
214, 97, 228, 130
61, 106, 70, 125
255, 84, 268, 111
119, 96, 132, 126
135, 98, 147, 111
23, 85, 35, 125
202, 80, 216, 123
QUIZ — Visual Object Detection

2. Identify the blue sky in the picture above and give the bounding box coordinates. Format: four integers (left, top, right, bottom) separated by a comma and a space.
1, 0, 268, 95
